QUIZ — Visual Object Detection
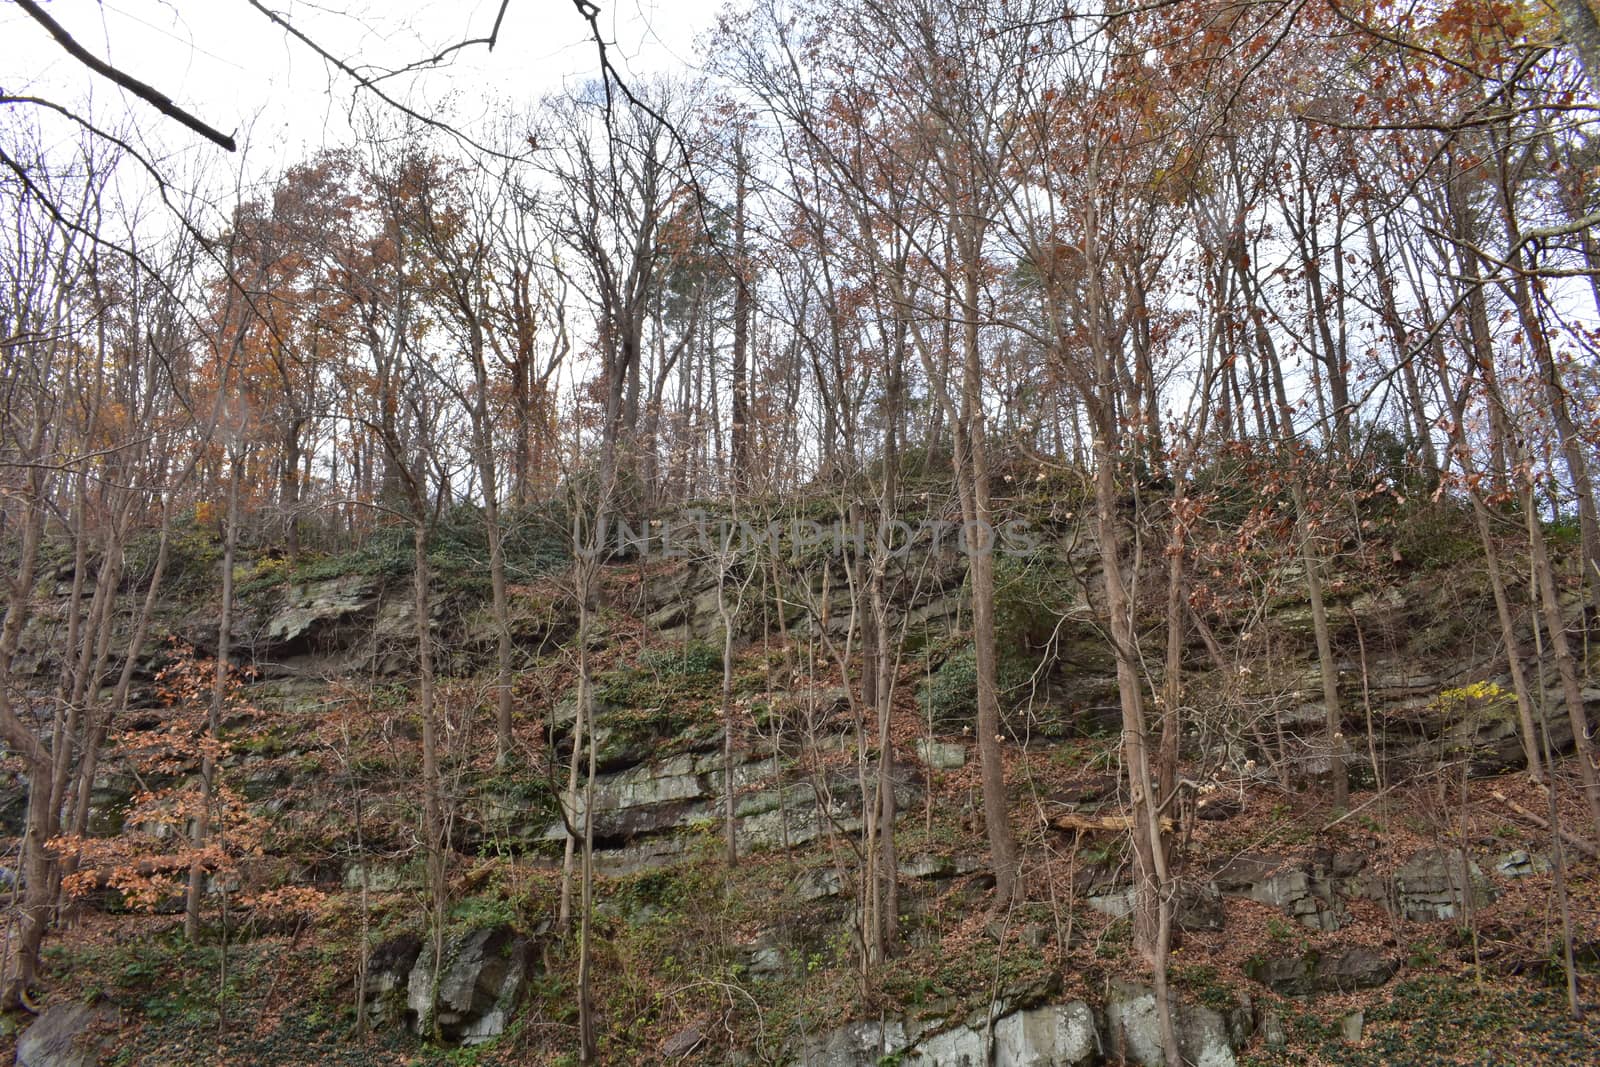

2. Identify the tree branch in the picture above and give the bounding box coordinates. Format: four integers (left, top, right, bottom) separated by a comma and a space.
245, 0, 519, 161
13, 0, 237, 151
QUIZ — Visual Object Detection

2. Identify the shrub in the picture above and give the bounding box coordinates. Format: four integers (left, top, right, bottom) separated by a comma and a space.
1433, 681, 1515, 726
919, 647, 1036, 725
993, 553, 1075, 652
922, 647, 980, 723
1386, 499, 1478, 570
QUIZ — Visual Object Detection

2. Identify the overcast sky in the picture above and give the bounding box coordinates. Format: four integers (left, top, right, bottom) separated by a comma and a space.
1, 0, 719, 179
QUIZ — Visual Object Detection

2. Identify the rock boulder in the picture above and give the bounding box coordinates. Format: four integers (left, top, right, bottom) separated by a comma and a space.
16, 1001, 117, 1067
1245, 947, 1398, 996
406, 925, 533, 1044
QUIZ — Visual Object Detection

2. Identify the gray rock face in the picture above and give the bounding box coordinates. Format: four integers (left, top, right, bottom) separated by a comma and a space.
797, 1018, 909, 1066
793, 866, 843, 902
264, 575, 378, 649
537, 745, 918, 863
1211, 853, 1349, 931
736, 781, 858, 851
362, 933, 423, 1030
990, 1003, 1098, 1066
915, 738, 967, 770
364, 926, 534, 1044
1495, 850, 1552, 878
1256, 1006, 1287, 1049
1245, 947, 1398, 996
587, 752, 712, 820
661, 1022, 706, 1059
804, 1002, 1097, 1067
241, 573, 471, 677
1085, 881, 1224, 933
744, 943, 792, 981
344, 861, 419, 893
594, 835, 697, 876
1395, 849, 1494, 921
735, 766, 920, 854
16, 1001, 117, 1067
406, 926, 533, 1044
641, 560, 751, 642
542, 750, 772, 843
1208, 848, 1500, 929
647, 585, 728, 642
908, 1006, 1098, 1066
1104, 980, 1247, 1067
801, 989, 1250, 1067
906, 1024, 987, 1065
902, 852, 981, 880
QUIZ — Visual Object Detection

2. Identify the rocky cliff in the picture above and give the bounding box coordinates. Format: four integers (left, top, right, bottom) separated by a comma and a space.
5, 500, 1600, 1065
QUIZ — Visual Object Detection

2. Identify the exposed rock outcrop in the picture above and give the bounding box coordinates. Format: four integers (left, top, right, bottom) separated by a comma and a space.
535, 748, 922, 874
407, 926, 534, 1044
795, 983, 1252, 1067
1210, 853, 1352, 932
1245, 947, 1400, 996
1392, 849, 1495, 922
905, 1002, 1099, 1066
16, 1000, 117, 1067
364, 926, 535, 1045
1104, 979, 1250, 1067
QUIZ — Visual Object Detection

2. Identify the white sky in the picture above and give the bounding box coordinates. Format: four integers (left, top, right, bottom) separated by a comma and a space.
1, 1, 730, 446
1, 0, 721, 178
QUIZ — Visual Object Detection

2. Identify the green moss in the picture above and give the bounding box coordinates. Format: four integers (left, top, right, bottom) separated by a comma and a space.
1386, 499, 1479, 571
1169, 962, 1239, 1014
993, 553, 1076, 651
236, 556, 293, 600
122, 515, 223, 595
639, 641, 722, 677
917, 647, 1038, 725
283, 502, 569, 592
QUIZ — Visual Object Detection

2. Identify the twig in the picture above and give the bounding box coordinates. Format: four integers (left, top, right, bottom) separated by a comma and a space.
1052, 812, 1175, 834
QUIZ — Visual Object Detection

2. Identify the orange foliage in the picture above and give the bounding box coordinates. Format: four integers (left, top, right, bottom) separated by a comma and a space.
52, 642, 269, 913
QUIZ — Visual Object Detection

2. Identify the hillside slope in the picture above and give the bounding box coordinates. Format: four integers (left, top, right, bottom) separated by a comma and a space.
5, 495, 1600, 1066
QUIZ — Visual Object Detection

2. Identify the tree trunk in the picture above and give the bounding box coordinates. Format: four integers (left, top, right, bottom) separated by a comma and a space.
0, 505, 51, 1009
414, 519, 447, 1039
1295, 477, 1349, 810
1362, 213, 1437, 478
963, 280, 1019, 907
72, 505, 174, 837
186, 455, 240, 941
282, 416, 304, 560
720, 543, 740, 868
1091, 417, 1182, 1067
1490, 125, 1600, 627
1234, 239, 1349, 808
1553, 0, 1600, 97
1431, 342, 1545, 781
875, 328, 903, 954
488, 495, 513, 763
470, 318, 513, 764
731, 134, 752, 488
576, 561, 599, 1064
1523, 479, 1600, 837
